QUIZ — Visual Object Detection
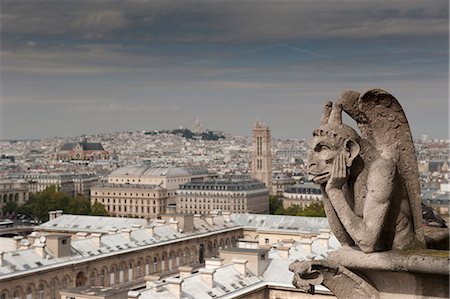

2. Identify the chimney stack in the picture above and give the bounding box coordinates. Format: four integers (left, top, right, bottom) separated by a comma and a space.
75, 232, 88, 240
127, 291, 140, 299
33, 243, 46, 258
317, 229, 331, 248
108, 228, 118, 234
205, 258, 223, 270
222, 211, 231, 222
90, 233, 102, 246
277, 246, 290, 259
146, 226, 154, 236
233, 259, 248, 275
178, 266, 193, 278
121, 228, 132, 241
199, 268, 215, 288
166, 277, 183, 298
13, 236, 23, 250
169, 219, 179, 232
300, 239, 313, 254
144, 275, 161, 289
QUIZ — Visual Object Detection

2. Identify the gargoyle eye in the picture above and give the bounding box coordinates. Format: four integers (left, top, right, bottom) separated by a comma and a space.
314, 144, 330, 152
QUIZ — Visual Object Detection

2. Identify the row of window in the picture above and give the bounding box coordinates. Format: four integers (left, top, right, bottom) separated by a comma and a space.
94, 198, 161, 205
179, 198, 246, 204
93, 191, 163, 197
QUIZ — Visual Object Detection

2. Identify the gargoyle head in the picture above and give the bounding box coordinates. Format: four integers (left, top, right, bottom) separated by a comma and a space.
307, 101, 361, 185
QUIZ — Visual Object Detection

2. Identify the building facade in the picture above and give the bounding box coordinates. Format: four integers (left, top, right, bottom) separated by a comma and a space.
251, 121, 272, 192
281, 183, 322, 209
176, 179, 269, 215
0, 180, 29, 217
91, 184, 168, 218
22, 173, 99, 198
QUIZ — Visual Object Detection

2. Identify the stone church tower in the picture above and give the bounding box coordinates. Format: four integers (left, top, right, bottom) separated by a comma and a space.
251, 120, 272, 192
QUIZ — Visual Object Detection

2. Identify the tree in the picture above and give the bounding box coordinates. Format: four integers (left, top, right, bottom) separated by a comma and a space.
269, 196, 282, 214
2, 201, 18, 215
90, 202, 108, 216
68, 195, 91, 215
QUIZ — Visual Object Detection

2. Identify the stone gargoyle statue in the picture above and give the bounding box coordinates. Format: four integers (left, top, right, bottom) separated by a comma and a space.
307, 88, 426, 252
289, 89, 428, 298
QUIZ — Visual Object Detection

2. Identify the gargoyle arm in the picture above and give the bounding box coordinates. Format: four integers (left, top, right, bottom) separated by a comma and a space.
326, 158, 395, 252
320, 186, 355, 246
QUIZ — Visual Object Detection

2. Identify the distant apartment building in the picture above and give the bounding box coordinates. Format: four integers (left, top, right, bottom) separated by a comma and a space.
282, 183, 322, 209
90, 165, 213, 218
176, 178, 269, 215
55, 138, 109, 161
271, 172, 295, 196
107, 165, 212, 201
90, 183, 168, 218
24, 173, 75, 195
0, 179, 29, 217
22, 173, 99, 197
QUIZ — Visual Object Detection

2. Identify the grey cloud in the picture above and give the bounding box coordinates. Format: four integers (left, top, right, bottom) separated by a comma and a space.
1, 0, 447, 42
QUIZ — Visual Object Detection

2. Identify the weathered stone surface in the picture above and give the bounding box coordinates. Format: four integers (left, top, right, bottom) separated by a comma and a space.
290, 89, 449, 299
306, 89, 425, 252
328, 246, 449, 275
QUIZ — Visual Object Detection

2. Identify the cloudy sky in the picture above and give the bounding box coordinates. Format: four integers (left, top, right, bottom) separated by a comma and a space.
1, 0, 448, 140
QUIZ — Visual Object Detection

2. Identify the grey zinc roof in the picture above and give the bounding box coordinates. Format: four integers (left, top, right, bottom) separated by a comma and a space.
38, 215, 148, 233
137, 264, 263, 299
60, 142, 105, 151
110, 165, 209, 178
230, 214, 329, 233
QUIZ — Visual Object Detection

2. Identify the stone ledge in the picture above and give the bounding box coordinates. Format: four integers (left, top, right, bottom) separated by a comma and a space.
328, 246, 449, 276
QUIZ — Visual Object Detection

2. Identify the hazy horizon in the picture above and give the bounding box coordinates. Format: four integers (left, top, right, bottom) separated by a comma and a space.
1, 0, 449, 140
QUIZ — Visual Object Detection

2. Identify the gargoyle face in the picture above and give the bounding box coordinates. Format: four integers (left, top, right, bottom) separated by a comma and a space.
307, 135, 341, 185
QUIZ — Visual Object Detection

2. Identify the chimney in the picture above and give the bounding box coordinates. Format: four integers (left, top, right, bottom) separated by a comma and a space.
121, 228, 132, 240
155, 219, 166, 226
222, 211, 231, 222
277, 246, 289, 259
75, 232, 88, 240
131, 224, 142, 230
48, 211, 56, 221
169, 219, 179, 232
146, 226, 154, 236
300, 239, 313, 254
19, 240, 31, 250
90, 233, 102, 246
232, 259, 248, 275
55, 210, 63, 218
108, 228, 118, 234
13, 236, 23, 250
205, 258, 223, 270
317, 229, 331, 248
144, 275, 161, 289
127, 291, 140, 299
178, 266, 193, 278
27, 232, 40, 245
33, 243, 46, 258
199, 268, 215, 288
205, 215, 214, 226
166, 277, 183, 298
282, 239, 295, 249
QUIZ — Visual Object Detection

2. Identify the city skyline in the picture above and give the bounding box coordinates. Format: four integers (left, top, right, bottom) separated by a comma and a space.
1, 0, 449, 140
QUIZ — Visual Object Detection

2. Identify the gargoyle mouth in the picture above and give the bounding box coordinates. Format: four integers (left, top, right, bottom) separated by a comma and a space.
309, 172, 330, 183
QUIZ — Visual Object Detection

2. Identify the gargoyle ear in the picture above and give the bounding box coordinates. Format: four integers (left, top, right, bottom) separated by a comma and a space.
344, 139, 360, 167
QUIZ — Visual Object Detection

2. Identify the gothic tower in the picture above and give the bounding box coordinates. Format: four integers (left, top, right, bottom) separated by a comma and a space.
251, 120, 272, 192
